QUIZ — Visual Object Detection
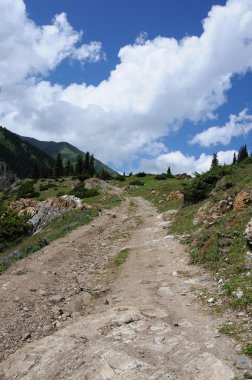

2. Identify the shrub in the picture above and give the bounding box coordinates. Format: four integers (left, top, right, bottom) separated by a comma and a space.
69, 184, 99, 198
182, 167, 226, 204
115, 175, 125, 181
25, 191, 40, 198
16, 180, 36, 199
0, 209, 32, 251
71, 174, 90, 182
129, 180, 144, 186
135, 172, 146, 177
154, 173, 168, 180
39, 184, 49, 191
99, 170, 113, 181
56, 191, 65, 197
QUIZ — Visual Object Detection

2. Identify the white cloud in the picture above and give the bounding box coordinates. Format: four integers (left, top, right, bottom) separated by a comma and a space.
139, 150, 237, 175
0, 0, 103, 85
191, 109, 252, 147
135, 31, 148, 45
0, 0, 252, 169
72, 41, 106, 63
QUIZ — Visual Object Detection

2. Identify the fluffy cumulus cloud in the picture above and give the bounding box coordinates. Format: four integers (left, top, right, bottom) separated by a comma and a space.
139, 150, 237, 175
0, 1, 104, 86
0, 0, 252, 170
191, 109, 252, 146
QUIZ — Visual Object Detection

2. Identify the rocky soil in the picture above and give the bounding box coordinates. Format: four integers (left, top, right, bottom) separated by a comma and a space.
0, 197, 251, 379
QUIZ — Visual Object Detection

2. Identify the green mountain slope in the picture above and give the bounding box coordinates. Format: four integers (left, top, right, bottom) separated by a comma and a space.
0, 127, 55, 179
21, 136, 117, 176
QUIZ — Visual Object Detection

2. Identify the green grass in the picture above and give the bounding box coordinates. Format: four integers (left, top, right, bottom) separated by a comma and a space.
112, 174, 183, 213
114, 248, 130, 267
218, 322, 244, 338
243, 344, 252, 356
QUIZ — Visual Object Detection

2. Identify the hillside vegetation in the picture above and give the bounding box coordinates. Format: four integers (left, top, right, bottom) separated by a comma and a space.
0, 127, 55, 179
21, 136, 117, 176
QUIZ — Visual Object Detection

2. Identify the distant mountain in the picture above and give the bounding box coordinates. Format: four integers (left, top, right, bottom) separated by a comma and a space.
0, 127, 55, 179
21, 136, 117, 176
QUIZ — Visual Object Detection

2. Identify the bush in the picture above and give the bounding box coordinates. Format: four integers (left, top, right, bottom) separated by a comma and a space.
135, 172, 146, 177
25, 191, 40, 198
99, 170, 113, 181
69, 184, 99, 199
182, 167, 226, 204
16, 180, 36, 199
129, 180, 144, 186
39, 184, 49, 191
115, 175, 125, 181
154, 173, 168, 180
56, 191, 65, 197
72, 175, 90, 182
0, 209, 32, 251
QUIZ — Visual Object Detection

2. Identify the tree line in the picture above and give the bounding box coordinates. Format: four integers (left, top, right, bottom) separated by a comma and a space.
53, 152, 96, 179
210, 144, 249, 170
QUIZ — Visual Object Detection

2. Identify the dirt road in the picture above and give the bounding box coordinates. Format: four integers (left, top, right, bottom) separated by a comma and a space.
0, 197, 246, 379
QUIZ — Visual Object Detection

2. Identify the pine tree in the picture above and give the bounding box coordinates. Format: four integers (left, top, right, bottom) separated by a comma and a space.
65, 160, 72, 177
237, 145, 248, 163
76, 154, 84, 175
32, 161, 40, 179
210, 153, 219, 170
167, 167, 171, 175
83, 152, 90, 175
232, 152, 237, 165
89, 154, 95, 177
54, 153, 63, 178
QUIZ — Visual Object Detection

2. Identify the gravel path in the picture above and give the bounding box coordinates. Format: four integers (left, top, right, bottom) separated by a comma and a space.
0, 197, 248, 379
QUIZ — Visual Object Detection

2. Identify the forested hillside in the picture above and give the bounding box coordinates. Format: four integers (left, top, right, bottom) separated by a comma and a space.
22, 136, 117, 176
0, 127, 55, 179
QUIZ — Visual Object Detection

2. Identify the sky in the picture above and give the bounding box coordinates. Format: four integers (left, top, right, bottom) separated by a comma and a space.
0, 0, 252, 174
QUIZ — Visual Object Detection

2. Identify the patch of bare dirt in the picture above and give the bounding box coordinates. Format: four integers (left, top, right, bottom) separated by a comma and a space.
0, 197, 250, 379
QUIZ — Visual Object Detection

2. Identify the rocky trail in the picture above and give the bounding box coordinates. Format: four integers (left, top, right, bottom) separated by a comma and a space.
0, 197, 250, 379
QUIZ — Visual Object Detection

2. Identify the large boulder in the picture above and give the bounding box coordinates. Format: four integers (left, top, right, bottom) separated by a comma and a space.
71, 179, 81, 189
9, 199, 38, 217
29, 195, 83, 233
84, 178, 117, 191
233, 189, 252, 210
175, 173, 192, 180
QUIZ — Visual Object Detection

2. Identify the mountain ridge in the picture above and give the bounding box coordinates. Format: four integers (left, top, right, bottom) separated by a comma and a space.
0, 126, 55, 180
21, 136, 118, 176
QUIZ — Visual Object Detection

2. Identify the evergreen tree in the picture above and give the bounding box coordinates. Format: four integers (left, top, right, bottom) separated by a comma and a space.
89, 154, 95, 177
237, 145, 248, 163
210, 153, 219, 170
54, 153, 63, 177
76, 154, 84, 175
70, 164, 74, 176
48, 167, 53, 178
167, 167, 171, 175
32, 161, 40, 179
83, 152, 90, 175
232, 152, 237, 165
65, 160, 72, 177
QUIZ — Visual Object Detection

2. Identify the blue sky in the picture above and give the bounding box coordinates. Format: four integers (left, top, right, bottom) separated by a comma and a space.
25, 0, 227, 86
1, 0, 252, 174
